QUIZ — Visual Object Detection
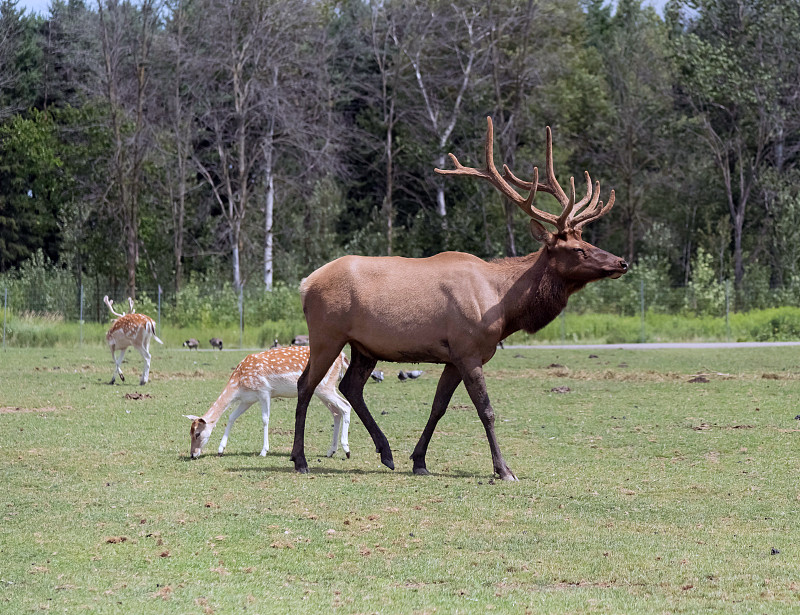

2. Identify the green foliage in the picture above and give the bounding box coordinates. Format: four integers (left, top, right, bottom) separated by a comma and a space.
0, 248, 76, 316
685, 247, 725, 316
0, 110, 63, 270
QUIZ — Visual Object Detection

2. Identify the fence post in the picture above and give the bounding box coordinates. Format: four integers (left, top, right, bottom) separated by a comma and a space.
157, 285, 162, 335
725, 279, 731, 341
79, 283, 84, 346
2, 286, 7, 350
640, 279, 646, 343
560, 309, 566, 343
238, 286, 244, 349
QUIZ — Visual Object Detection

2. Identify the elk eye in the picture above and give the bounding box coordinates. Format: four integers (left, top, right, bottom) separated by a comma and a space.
573, 248, 586, 257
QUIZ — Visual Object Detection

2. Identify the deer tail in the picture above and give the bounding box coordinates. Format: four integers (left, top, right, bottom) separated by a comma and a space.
146, 318, 164, 344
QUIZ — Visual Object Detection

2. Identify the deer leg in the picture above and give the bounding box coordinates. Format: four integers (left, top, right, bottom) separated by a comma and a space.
459, 361, 518, 481
318, 390, 352, 459
218, 400, 255, 455
137, 344, 152, 385
410, 363, 462, 476
258, 394, 271, 456
110, 347, 127, 384
291, 344, 344, 473
339, 348, 393, 470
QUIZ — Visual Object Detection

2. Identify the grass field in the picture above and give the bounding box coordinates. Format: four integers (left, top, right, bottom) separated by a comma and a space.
2, 344, 800, 613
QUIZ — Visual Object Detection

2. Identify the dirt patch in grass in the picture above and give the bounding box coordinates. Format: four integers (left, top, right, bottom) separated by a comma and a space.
492, 367, 799, 383
0, 405, 58, 414
124, 392, 153, 400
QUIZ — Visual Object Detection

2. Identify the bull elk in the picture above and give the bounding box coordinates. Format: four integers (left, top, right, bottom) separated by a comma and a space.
291, 117, 628, 480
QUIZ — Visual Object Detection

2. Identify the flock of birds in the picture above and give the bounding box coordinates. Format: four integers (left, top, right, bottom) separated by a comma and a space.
182, 337, 224, 351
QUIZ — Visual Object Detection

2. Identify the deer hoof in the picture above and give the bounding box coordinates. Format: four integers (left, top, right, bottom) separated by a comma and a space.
346, 451, 351, 459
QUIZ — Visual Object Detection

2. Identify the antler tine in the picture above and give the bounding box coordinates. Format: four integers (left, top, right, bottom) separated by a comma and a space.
570, 171, 594, 214
436, 117, 558, 224
544, 127, 569, 207
571, 180, 604, 226
556, 176, 577, 230
574, 190, 615, 230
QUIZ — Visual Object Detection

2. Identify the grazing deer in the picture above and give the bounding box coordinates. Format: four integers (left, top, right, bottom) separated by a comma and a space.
104, 295, 164, 385
291, 118, 627, 480
186, 346, 351, 459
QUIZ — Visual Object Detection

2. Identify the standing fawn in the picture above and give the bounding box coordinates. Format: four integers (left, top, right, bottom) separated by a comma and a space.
104, 295, 164, 385
186, 346, 351, 459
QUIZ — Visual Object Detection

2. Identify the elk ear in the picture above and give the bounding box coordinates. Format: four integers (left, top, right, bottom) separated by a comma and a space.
530, 220, 555, 246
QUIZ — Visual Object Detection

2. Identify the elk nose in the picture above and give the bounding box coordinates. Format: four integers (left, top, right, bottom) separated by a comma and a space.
619, 260, 628, 272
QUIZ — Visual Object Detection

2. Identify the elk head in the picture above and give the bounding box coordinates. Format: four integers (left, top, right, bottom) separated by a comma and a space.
435, 117, 628, 284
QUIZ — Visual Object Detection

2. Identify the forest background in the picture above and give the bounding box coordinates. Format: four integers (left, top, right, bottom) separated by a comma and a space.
1, 0, 800, 336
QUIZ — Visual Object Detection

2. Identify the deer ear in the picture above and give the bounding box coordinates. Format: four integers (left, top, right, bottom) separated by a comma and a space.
530, 220, 555, 245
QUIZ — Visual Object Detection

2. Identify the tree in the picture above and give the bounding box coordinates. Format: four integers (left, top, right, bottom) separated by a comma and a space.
673, 0, 800, 293
94, 0, 161, 298
392, 1, 489, 235
584, 0, 675, 264
0, 110, 62, 270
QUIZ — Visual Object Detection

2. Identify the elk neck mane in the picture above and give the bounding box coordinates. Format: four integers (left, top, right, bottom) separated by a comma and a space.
488, 248, 588, 336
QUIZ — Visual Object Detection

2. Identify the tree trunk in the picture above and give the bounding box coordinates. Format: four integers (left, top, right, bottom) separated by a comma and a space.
263, 133, 275, 290
384, 122, 394, 256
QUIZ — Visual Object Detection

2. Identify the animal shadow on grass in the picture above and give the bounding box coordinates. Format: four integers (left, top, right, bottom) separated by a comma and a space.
227, 464, 477, 478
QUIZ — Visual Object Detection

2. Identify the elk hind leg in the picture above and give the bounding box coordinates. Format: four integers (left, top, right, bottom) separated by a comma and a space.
339, 347, 393, 470
411, 363, 462, 475
291, 344, 345, 473
459, 361, 517, 481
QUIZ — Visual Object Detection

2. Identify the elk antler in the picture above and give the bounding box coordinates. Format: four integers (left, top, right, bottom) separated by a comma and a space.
435, 117, 615, 234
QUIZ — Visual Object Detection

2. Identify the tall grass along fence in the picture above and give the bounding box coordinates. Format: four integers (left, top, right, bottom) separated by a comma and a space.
0, 279, 307, 349
5, 270, 800, 348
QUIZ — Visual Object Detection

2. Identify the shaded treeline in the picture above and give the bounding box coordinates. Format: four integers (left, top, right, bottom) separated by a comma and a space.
0, 0, 799, 311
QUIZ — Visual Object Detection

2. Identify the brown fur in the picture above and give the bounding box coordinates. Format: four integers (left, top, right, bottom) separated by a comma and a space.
290, 120, 627, 480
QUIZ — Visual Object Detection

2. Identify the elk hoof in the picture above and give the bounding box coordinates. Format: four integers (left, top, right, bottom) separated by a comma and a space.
296, 465, 309, 474
381, 455, 395, 471
413, 466, 430, 476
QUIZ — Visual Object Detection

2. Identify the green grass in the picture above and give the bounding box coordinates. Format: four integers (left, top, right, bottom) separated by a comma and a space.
2, 345, 800, 613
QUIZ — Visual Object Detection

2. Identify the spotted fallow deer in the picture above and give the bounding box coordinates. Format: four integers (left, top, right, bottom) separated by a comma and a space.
290, 117, 628, 480
104, 295, 164, 385
186, 345, 351, 459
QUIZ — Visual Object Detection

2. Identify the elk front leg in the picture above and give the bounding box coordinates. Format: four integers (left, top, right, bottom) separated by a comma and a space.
410, 363, 462, 475
339, 348, 393, 470
459, 361, 517, 481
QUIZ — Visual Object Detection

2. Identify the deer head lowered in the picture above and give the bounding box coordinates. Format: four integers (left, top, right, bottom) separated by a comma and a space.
291, 117, 627, 480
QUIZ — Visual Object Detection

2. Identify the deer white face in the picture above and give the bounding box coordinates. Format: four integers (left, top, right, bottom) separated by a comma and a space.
186, 416, 213, 458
